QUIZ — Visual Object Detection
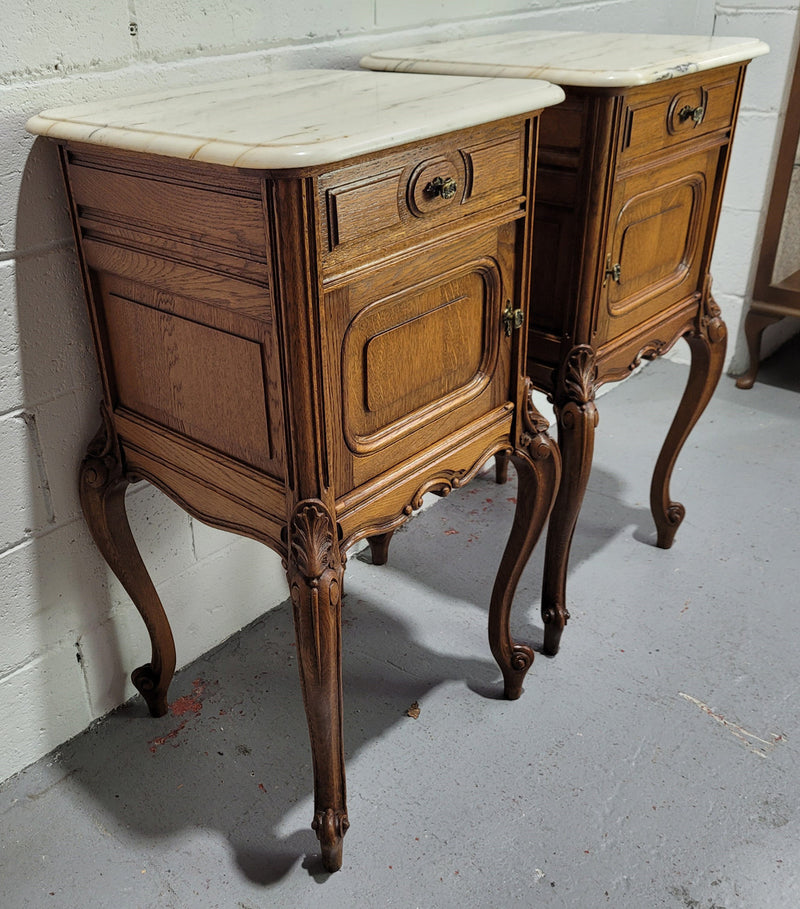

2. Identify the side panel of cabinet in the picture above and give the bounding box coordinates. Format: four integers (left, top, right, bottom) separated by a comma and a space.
525, 94, 618, 387
63, 149, 288, 501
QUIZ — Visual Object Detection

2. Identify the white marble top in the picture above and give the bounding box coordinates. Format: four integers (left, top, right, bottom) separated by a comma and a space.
26, 69, 564, 169
361, 31, 769, 88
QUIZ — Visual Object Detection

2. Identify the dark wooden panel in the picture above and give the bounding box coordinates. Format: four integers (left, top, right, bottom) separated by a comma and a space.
538, 99, 586, 152
529, 207, 578, 338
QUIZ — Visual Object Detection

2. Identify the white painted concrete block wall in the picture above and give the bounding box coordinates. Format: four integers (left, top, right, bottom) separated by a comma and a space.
0, 0, 777, 783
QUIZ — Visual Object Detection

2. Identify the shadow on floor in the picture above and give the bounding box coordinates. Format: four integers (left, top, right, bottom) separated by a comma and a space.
746, 330, 800, 394
55, 581, 496, 885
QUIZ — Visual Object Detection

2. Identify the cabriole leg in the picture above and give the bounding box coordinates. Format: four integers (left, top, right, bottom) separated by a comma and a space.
494, 449, 510, 484
541, 346, 598, 656
735, 309, 781, 390
286, 500, 348, 872
651, 296, 727, 549
79, 414, 176, 717
489, 389, 561, 699
366, 530, 394, 566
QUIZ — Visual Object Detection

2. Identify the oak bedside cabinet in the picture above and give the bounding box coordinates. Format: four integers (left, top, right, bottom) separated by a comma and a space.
363, 32, 768, 655
27, 69, 565, 871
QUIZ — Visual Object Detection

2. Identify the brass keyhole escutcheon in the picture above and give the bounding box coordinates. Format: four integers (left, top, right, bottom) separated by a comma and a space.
678, 104, 705, 125
425, 175, 458, 200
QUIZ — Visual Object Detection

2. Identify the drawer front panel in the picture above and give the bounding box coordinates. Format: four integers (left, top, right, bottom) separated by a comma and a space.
462, 130, 526, 205
620, 70, 739, 160
327, 169, 404, 245
318, 119, 529, 273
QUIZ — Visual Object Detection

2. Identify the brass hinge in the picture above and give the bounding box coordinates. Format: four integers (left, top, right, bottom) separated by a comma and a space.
503, 301, 524, 336
603, 255, 621, 286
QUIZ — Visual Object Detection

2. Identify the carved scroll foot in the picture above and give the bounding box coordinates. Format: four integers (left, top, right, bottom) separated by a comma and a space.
130, 664, 170, 718
79, 413, 176, 717
541, 346, 598, 656
313, 808, 349, 873
735, 309, 781, 389
286, 500, 348, 872
489, 387, 561, 699
494, 450, 510, 485
651, 297, 727, 549
366, 530, 394, 566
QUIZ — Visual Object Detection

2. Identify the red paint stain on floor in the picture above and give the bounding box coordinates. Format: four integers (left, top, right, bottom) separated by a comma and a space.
169, 678, 207, 718
148, 678, 208, 753
147, 721, 188, 754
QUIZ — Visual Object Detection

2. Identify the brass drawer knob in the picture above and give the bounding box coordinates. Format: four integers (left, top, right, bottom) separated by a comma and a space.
425, 175, 458, 200
678, 104, 705, 125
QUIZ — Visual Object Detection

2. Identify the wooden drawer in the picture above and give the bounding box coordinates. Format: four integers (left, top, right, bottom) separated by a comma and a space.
619, 67, 740, 160
318, 119, 529, 272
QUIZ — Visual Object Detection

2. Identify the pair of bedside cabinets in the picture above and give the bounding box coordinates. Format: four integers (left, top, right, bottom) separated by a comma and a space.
28, 31, 767, 871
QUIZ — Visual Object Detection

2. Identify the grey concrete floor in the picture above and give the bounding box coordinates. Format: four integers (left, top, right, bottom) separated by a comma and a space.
2, 343, 799, 909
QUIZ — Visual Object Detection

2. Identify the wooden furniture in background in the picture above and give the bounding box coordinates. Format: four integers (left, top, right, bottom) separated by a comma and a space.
27, 70, 564, 872
362, 32, 769, 655
737, 41, 800, 389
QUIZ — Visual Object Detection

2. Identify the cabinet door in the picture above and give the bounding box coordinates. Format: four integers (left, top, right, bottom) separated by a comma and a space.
324, 222, 520, 494
595, 145, 721, 346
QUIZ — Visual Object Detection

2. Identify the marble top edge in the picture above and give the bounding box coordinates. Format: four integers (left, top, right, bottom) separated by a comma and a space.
26, 69, 565, 169
361, 31, 769, 88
